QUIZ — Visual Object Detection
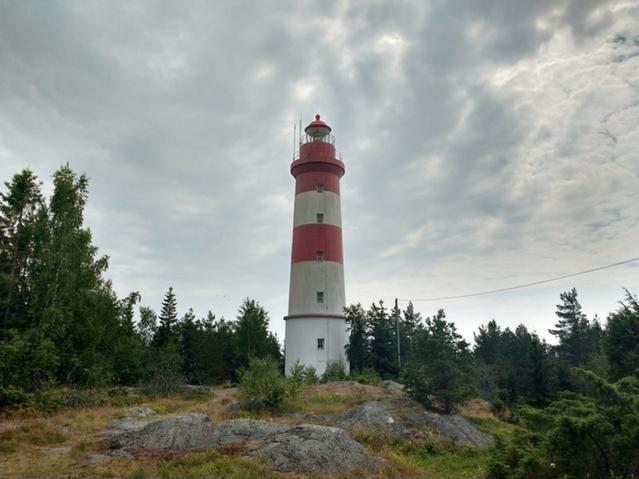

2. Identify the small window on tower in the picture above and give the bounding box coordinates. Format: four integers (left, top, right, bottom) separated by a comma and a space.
316, 251, 324, 261
316, 183, 324, 193
317, 338, 325, 350
316, 291, 324, 303
317, 213, 324, 223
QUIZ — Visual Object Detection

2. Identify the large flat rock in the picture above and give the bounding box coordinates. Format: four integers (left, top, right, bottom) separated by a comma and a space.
253, 423, 378, 473
108, 413, 381, 474
334, 399, 494, 448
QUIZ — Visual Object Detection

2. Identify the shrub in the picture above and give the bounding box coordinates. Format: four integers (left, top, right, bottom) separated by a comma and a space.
401, 366, 433, 408
490, 398, 506, 417
351, 367, 382, 385
0, 329, 59, 411
142, 344, 185, 396
238, 357, 287, 411
287, 361, 306, 399
289, 362, 319, 384
321, 359, 347, 382
486, 369, 639, 479
303, 366, 319, 384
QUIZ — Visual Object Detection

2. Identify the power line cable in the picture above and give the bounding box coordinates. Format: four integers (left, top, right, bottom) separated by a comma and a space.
398, 255, 639, 302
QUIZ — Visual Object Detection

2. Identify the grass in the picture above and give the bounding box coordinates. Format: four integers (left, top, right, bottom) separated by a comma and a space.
0, 383, 514, 479
71, 450, 286, 479
468, 416, 519, 440
352, 429, 491, 479
280, 382, 384, 415
0, 388, 220, 478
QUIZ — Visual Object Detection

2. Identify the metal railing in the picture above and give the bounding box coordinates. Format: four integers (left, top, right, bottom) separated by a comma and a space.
299, 133, 336, 146
293, 133, 342, 161
293, 148, 343, 162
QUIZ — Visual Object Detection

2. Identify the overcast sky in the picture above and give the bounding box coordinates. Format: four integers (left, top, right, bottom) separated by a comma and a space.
1, 0, 638, 344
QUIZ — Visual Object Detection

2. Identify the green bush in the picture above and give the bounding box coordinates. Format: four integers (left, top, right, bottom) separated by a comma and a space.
351, 367, 382, 385
142, 344, 185, 396
303, 365, 319, 384
289, 362, 319, 385
486, 369, 639, 479
401, 366, 433, 407
321, 359, 347, 382
0, 329, 59, 411
238, 357, 287, 411
287, 361, 306, 399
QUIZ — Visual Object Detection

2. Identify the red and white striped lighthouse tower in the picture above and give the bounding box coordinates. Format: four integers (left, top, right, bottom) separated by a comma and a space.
285, 114, 349, 376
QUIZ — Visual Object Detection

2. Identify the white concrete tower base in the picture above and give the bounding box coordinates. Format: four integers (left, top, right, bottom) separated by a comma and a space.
285, 316, 349, 375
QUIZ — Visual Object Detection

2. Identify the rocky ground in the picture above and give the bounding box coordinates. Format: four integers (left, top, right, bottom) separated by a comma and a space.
90, 381, 492, 476
0, 381, 504, 478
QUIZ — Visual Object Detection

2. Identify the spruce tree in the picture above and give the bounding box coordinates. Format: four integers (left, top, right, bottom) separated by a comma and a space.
605, 290, 639, 380
400, 301, 422, 366
0, 169, 43, 331
234, 298, 281, 371
156, 287, 178, 346
403, 309, 473, 413
368, 300, 398, 377
345, 303, 370, 374
178, 308, 199, 382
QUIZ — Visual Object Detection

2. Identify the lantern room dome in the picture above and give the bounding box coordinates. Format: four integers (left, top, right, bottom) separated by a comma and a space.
304, 114, 332, 138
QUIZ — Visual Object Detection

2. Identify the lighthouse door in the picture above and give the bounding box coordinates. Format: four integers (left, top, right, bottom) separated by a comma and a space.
316, 336, 327, 363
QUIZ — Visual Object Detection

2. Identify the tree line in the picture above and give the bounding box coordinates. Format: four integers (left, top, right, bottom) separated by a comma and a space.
0, 166, 281, 408
346, 288, 637, 411
345, 286, 639, 478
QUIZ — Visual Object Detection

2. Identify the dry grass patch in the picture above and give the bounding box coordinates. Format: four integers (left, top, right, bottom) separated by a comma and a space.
458, 398, 495, 419
0, 389, 221, 479
353, 429, 489, 479
283, 382, 385, 415
66, 450, 290, 479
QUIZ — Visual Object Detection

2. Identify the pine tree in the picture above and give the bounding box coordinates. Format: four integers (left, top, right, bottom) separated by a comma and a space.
549, 288, 598, 368
474, 320, 502, 365
368, 300, 398, 377
212, 315, 238, 381
403, 309, 473, 413
605, 290, 639, 380
155, 287, 178, 346
178, 308, 199, 382
400, 301, 422, 366
234, 298, 281, 371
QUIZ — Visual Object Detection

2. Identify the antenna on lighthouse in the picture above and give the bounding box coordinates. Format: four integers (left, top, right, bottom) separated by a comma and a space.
292, 123, 296, 162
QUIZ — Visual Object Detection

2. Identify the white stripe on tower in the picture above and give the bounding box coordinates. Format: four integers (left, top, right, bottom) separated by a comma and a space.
293, 190, 342, 228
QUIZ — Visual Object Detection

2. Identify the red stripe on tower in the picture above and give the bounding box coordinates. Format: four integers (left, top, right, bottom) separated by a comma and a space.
291, 224, 343, 264
294, 171, 341, 195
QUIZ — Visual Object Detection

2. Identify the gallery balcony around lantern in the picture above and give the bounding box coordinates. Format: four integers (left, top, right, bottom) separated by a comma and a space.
291, 115, 345, 178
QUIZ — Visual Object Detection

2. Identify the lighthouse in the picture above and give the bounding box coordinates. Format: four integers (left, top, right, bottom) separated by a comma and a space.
284, 114, 349, 376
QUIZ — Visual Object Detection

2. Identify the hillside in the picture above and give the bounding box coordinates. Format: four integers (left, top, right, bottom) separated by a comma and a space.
0, 382, 514, 478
